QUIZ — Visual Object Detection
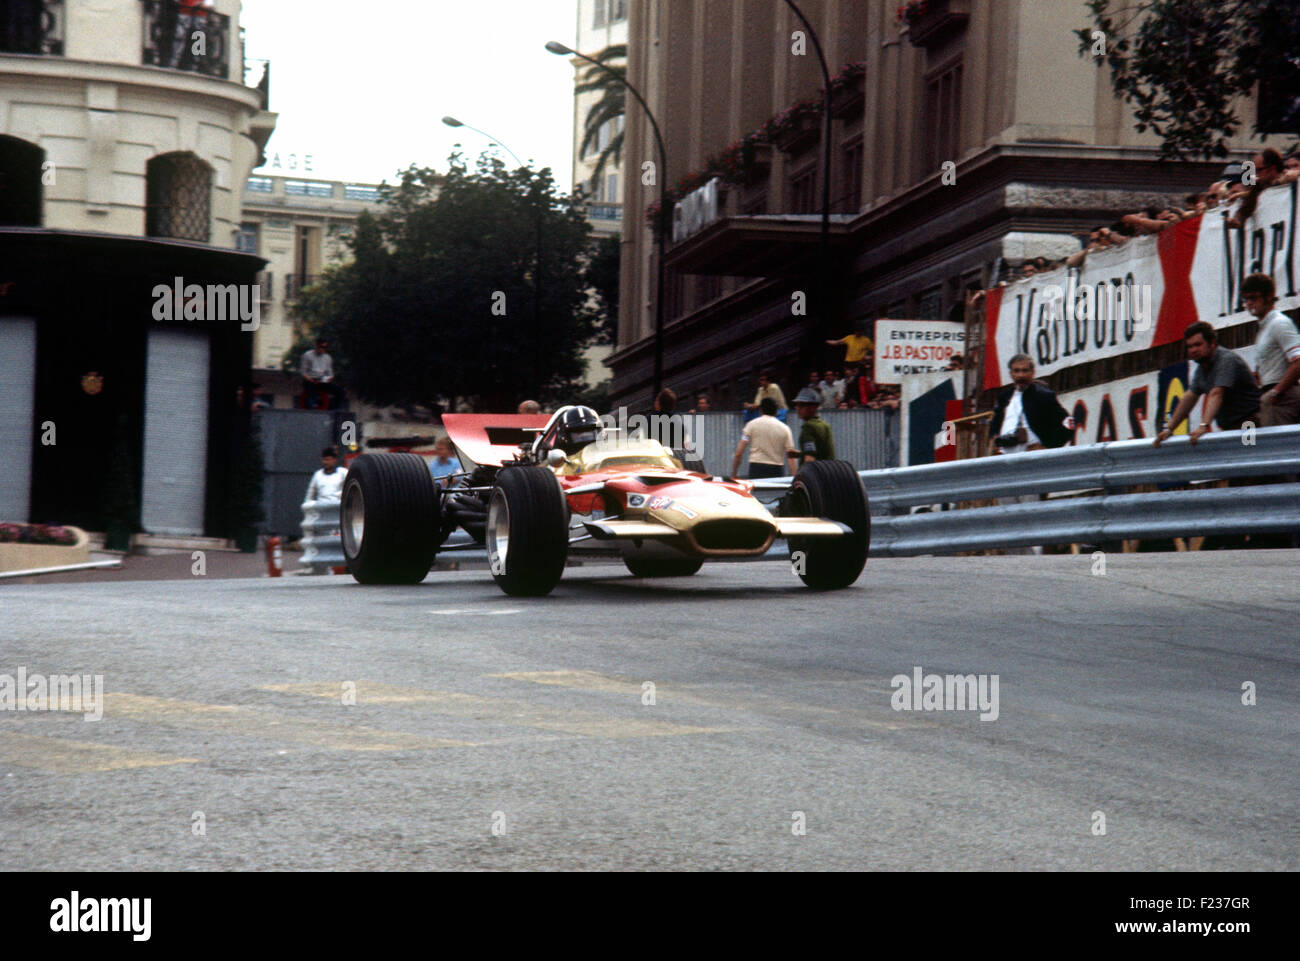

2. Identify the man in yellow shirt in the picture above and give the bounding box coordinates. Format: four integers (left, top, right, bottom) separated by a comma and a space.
826, 323, 874, 366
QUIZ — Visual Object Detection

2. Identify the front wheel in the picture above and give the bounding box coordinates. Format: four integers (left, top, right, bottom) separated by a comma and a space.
624, 556, 704, 578
341, 453, 441, 584
486, 466, 569, 596
784, 459, 870, 590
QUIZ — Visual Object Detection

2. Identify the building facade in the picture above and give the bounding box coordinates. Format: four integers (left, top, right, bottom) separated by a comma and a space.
612, 0, 1275, 411
0, 0, 275, 536
238, 174, 382, 396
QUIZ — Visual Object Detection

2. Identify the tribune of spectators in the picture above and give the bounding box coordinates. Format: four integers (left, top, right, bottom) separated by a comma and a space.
743, 369, 788, 413
731, 396, 797, 479
990, 354, 1073, 454
1155, 322, 1261, 446
1243, 272, 1300, 427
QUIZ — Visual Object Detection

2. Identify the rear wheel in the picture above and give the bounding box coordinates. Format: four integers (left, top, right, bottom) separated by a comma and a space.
624, 556, 704, 578
342, 453, 440, 584
784, 459, 869, 590
487, 466, 569, 596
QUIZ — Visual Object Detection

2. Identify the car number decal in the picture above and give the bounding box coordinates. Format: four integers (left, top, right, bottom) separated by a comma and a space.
648, 495, 673, 510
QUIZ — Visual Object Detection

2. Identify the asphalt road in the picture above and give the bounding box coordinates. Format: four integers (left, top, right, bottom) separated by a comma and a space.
1, 551, 1296, 871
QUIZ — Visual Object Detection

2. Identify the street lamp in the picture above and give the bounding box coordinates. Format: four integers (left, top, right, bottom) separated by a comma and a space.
547, 38, 668, 399
780, 0, 834, 364
440, 115, 525, 168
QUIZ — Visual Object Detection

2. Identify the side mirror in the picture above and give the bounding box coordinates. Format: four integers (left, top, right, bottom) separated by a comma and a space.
547, 449, 569, 469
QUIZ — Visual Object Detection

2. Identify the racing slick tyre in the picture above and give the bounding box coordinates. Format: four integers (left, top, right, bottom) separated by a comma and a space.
784, 459, 869, 590
341, 453, 441, 585
624, 556, 704, 578
487, 466, 569, 596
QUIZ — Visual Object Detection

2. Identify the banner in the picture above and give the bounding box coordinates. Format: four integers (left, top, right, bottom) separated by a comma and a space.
900, 371, 961, 466
874, 320, 966, 383
984, 182, 1300, 391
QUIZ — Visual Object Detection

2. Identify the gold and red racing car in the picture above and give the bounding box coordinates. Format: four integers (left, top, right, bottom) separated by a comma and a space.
340, 405, 869, 596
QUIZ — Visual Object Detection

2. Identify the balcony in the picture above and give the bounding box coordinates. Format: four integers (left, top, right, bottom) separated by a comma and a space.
587, 203, 622, 222
141, 0, 230, 79
285, 274, 319, 300
903, 0, 970, 48
0, 0, 64, 56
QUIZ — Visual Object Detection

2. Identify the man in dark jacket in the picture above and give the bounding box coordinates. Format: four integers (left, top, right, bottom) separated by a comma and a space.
990, 354, 1073, 453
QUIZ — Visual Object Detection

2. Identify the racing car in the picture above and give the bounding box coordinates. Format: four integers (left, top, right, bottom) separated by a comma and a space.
339, 405, 870, 596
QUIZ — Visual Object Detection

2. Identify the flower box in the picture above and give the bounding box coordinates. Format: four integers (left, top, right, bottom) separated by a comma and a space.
0, 525, 90, 573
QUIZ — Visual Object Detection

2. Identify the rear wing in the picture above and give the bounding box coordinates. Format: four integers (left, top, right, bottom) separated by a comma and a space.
441, 414, 550, 468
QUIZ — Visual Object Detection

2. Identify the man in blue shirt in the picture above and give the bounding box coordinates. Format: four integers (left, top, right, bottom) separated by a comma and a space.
428, 437, 459, 487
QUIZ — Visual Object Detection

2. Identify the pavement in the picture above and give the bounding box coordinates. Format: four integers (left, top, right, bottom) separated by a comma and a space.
1, 551, 1296, 870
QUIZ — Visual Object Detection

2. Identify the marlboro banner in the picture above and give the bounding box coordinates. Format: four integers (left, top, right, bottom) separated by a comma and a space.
983, 182, 1300, 391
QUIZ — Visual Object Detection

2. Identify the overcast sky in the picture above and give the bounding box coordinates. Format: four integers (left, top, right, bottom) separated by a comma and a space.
240, 0, 578, 189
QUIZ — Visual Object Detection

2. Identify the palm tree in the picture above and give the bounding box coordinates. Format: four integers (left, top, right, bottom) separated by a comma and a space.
574, 44, 626, 199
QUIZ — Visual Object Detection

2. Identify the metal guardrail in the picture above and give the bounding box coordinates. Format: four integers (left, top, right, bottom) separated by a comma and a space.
854, 426, 1300, 557
300, 499, 345, 574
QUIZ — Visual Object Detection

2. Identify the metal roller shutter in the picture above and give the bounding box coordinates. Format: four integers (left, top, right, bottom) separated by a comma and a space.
0, 317, 37, 521
141, 328, 210, 535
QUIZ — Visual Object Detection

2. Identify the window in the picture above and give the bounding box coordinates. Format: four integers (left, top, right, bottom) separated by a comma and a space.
140, 0, 229, 78
146, 152, 212, 242
924, 60, 963, 174
1, 0, 64, 55
246, 176, 273, 192
605, 173, 619, 203
789, 166, 816, 214
592, 0, 606, 29
918, 286, 943, 320
344, 184, 380, 202
235, 223, 259, 254
284, 180, 333, 198
0, 135, 44, 227
841, 138, 864, 213
611, 0, 627, 24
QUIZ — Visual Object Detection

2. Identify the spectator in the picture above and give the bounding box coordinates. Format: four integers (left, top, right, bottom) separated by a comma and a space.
989, 354, 1073, 454
1227, 148, 1285, 229
1282, 150, 1300, 184
428, 436, 459, 488
868, 384, 901, 411
838, 363, 861, 409
819, 370, 841, 409
731, 396, 797, 479
793, 387, 835, 462
305, 446, 347, 502
1243, 273, 1300, 427
744, 369, 787, 413
947, 353, 964, 371
518, 399, 542, 414
1155, 322, 1261, 446
690, 394, 712, 413
300, 339, 341, 410
825, 322, 874, 367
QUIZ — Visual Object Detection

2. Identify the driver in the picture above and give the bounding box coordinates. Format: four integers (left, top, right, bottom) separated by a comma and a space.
555, 406, 603, 455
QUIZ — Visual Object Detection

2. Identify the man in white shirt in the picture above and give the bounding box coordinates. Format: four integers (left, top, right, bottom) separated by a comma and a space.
732, 397, 797, 478
305, 446, 347, 502
1243, 273, 1300, 426
301, 339, 341, 410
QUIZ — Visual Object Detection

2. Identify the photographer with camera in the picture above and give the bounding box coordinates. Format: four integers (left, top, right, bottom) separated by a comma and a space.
989, 354, 1074, 455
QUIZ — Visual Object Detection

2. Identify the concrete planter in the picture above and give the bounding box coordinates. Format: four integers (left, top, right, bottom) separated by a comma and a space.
0, 527, 90, 573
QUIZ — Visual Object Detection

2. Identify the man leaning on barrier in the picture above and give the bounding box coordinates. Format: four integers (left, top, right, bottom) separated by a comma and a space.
1155, 323, 1261, 447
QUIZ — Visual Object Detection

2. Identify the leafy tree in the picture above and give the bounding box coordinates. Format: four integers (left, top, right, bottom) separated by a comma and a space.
293, 153, 600, 412
575, 44, 627, 194
1077, 0, 1300, 159
584, 232, 621, 346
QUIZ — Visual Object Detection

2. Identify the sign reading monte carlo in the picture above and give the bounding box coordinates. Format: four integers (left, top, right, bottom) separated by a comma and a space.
983, 182, 1299, 393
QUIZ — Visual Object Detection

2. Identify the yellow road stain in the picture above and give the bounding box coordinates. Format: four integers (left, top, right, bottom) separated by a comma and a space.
103, 693, 472, 752
0, 732, 199, 773
262, 682, 731, 739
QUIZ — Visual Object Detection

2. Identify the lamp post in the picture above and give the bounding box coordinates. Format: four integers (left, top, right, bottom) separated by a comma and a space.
780, 0, 834, 365
440, 116, 524, 168
547, 39, 668, 399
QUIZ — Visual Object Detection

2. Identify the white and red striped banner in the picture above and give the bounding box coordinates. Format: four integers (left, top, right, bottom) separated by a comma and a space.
983, 182, 1300, 391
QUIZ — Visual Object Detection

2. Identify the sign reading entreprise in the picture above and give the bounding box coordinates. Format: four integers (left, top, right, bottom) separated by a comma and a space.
874, 320, 966, 383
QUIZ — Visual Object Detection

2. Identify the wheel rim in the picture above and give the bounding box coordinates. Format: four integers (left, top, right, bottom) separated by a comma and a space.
342, 482, 365, 558
487, 487, 509, 574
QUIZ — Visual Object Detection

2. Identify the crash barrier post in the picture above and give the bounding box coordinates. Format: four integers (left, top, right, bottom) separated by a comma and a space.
300, 499, 346, 574
855, 425, 1300, 556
